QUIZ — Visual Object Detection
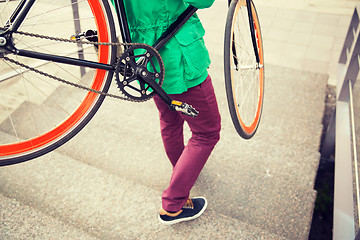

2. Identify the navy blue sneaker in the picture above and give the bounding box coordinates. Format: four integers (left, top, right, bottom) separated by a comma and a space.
158, 197, 207, 225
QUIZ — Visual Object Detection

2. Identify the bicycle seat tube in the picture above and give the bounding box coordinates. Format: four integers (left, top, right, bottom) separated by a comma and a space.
113, 0, 132, 47
5, 0, 35, 33
152, 6, 197, 51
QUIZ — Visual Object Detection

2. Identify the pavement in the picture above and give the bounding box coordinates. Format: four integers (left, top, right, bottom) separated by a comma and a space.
0, 0, 359, 239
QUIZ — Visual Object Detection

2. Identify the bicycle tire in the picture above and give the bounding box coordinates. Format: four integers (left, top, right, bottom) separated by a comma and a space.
224, 0, 264, 139
0, 0, 117, 166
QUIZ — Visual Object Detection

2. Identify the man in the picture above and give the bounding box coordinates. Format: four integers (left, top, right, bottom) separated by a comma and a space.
122, 0, 221, 225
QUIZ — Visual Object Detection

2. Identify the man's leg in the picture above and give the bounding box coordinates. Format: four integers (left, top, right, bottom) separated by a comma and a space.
153, 96, 185, 167
158, 75, 221, 212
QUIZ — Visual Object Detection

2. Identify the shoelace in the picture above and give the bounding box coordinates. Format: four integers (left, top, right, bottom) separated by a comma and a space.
182, 198, 194, 209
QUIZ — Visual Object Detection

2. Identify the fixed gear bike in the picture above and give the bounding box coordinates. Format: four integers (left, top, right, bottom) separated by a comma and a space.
0, 0, 264, 166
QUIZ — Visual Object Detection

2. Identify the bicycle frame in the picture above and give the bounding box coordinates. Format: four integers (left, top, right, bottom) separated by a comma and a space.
1, 0, 112, 71
0, 0, 259, 108
0, 0, 264, 164
0, 0, 198, 108
111, 0, 197, 51
0, 0, 198, 69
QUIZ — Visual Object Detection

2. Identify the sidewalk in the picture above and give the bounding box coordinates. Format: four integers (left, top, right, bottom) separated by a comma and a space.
262, 0, 356, 86
205, 0, 356, 86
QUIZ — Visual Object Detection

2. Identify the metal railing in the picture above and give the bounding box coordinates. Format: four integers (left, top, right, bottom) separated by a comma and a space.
322, 4, 360, 240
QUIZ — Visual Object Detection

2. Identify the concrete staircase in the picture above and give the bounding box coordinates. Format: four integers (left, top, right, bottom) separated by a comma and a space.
0, 0, 331, 238
0, 130, 285, 240
0, 60, 327, 239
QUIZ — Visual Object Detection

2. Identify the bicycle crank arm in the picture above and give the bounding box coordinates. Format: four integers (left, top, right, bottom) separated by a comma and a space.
138, 74, 198, 117
137, 73, 198, 117
170, 100, 199, 117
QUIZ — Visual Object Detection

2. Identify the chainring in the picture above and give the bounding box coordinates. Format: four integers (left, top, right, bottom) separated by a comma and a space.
115, 44, 164, 102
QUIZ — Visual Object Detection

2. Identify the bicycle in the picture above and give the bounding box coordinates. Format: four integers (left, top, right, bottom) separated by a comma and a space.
0, 0, 264, 166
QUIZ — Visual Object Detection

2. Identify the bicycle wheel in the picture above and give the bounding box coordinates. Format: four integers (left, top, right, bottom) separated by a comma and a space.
0, 0, 117, 166
224, 0, 264, 139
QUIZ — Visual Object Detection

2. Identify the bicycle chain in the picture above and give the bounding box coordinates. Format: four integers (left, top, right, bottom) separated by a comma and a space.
2, 30, 164, 102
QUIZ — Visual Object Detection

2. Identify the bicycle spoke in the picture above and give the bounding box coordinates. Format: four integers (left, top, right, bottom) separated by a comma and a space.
1, 92, 20, 142
0, 0, 117, 165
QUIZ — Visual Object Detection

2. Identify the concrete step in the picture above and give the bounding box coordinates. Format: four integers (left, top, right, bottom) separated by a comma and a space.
208, 59, 326, 239
0, 60, 326, 239
50, 62, 326, 239
0, 130, 285, 240
0, 193, 96, 240
0, 73, 96, 142
0, 55, 95, 125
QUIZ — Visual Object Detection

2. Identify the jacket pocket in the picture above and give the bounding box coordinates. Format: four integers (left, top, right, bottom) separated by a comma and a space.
174, 18, 210, 79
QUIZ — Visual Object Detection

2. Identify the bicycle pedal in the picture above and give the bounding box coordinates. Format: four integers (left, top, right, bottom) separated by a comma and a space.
70, 30, 98, 42
171, 100, 199, 118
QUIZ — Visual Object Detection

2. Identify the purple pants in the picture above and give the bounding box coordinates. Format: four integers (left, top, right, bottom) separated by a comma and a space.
153, 75, 221, 212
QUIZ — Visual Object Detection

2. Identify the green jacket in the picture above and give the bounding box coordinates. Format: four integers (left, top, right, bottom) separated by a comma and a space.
118, 0, 214, 94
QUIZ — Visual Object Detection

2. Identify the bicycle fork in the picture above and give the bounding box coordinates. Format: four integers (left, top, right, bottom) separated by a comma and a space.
245, 0, 260, 65
230, 0, 261, 70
